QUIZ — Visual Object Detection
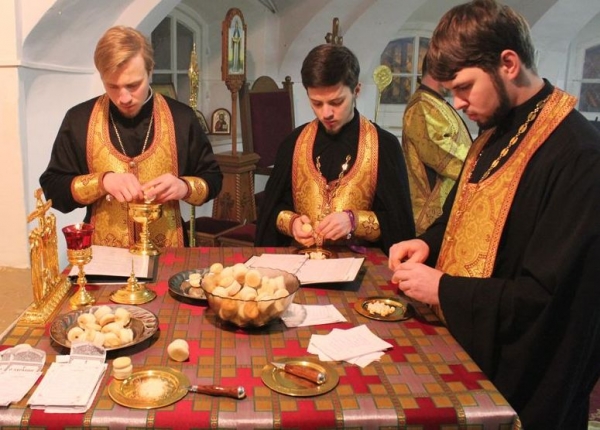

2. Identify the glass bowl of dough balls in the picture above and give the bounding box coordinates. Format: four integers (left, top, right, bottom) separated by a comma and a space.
200, 263, 300, 328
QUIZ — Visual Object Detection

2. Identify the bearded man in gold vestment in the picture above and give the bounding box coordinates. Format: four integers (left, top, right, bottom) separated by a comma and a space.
389, 1, 600, 428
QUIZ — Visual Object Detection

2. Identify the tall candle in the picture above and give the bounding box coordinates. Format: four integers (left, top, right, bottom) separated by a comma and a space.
62, 223, 94, 250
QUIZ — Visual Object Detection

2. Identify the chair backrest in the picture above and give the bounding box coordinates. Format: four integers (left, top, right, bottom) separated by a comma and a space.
239, 76, 295, 175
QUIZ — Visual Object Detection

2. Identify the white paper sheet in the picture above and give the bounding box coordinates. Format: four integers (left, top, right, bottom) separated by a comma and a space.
68, 245, 150, 280
281, 303, 347, 327
308, 325, 392, 364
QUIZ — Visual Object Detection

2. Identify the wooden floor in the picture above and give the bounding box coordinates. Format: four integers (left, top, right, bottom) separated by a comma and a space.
0, 267, 33, 339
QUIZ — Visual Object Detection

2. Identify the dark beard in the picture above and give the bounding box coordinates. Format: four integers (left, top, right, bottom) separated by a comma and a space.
478, 72, 511, 130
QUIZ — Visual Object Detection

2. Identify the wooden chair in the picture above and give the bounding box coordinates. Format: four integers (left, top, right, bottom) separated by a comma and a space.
239, 75, 295, 175
218, 76, 295, 247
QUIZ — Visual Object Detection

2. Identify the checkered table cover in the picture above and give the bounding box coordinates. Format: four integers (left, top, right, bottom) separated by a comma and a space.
0, 247, 519, 429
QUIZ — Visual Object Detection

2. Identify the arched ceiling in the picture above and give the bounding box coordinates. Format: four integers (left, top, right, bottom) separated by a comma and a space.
21, 0, 600, 78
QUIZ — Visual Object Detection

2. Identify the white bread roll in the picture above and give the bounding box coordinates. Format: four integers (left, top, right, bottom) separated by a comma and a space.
77, 313, 95, 328
67, 326, 84, 342
167, 339, 189, 362
112, 356, 133, 380
93, 305, 113, 321
114, 307, 131, 326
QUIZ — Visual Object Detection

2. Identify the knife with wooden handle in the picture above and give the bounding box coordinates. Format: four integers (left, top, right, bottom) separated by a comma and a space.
188, 385, 246, 399
271, 362, 327, 385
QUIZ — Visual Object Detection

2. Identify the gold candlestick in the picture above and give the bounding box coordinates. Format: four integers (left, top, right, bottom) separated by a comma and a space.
110, 260, 156, 305
129, 202, 162, 256
62, 223, 95, 308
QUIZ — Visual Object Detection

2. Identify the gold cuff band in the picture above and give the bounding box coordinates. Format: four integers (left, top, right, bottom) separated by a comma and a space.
276, 210, 299, 237
71, 173, 107, 205
354, 210, 381, 242
181, 177, 209, 206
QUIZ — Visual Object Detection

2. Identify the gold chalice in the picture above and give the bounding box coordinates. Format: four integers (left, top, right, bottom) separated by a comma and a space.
62, 223, 96, 309
129, 202, 162, 256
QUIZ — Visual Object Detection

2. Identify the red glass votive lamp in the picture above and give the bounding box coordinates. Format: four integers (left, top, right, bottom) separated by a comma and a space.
62, 223, 94, 250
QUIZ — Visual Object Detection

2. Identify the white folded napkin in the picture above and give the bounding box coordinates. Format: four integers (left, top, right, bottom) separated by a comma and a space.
308, 325, 392, 368
281, 303, 347, 327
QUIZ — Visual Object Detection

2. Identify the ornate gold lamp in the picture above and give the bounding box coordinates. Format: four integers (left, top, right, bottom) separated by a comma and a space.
62, 223, 95, 308
110, 260, 156, 305
128, 202, 162, 256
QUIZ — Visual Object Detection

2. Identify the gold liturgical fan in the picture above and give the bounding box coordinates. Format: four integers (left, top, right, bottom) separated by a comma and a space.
110, 260, 156, 305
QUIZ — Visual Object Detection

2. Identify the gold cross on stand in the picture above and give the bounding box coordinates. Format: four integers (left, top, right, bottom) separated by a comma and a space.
325, 17, 343, 45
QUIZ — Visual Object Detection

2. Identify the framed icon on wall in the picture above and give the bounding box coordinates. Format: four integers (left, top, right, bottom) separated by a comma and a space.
211, 108, 231, 135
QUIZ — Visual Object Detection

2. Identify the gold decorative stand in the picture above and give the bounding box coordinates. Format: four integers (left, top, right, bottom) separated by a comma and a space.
129, 202, 163, 256
18, 189, 71, 326
110, 262, 156, 305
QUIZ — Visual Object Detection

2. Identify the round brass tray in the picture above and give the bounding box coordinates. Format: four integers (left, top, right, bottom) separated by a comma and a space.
168, 269, 209, 302
354, 296, 413, 322
261, 358, 339, 397
50, 304, 158, 351
295, 247, 337, 259
108, 366, 190, 409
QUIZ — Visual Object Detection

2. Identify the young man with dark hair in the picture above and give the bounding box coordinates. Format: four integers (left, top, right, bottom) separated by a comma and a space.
256, 44, 415, 252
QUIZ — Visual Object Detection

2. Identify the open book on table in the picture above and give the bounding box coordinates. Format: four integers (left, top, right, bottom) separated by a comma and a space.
245, 253, 364, 285
67, 245, 157, 284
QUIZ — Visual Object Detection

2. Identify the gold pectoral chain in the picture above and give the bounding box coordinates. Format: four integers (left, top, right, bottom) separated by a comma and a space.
315, 154, 351, 215
110, 112, 154, 157
476, 94, 550, 182
452, 94, 551, 231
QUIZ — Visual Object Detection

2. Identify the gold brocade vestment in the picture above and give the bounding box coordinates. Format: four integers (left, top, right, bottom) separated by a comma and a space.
86, 94, 184, 248
403, 88, 472, 235
434, 89, 576, 321
290, 116, 380, 241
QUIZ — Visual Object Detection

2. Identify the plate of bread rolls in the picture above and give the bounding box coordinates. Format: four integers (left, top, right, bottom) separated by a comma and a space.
50, 304, 158, 351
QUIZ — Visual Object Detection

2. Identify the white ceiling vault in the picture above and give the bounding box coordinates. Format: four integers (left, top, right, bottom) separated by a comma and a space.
20, 0, 600, 80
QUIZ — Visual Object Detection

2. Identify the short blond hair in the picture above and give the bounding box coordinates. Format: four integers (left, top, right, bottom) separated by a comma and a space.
94, 26, 154, 77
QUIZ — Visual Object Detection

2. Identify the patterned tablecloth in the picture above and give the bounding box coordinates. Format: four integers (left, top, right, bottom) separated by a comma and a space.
0, 247, 519, 429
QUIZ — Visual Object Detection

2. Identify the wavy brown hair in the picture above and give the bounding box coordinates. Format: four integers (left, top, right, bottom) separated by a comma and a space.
94, 26, 155, 77
427, 0, 536, 82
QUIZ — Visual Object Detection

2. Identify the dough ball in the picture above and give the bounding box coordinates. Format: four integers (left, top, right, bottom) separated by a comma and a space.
93, 305, 113, 321
242, 301, 259, 320
118, 327, 134, 344
225, 280, 242, 297
98, 312, 116, 327
67, 326, 84, 342
92, 332, 106, 348
77, 313, 95, 328
103, 332, 121, 348
209, 262, 224, 274
201, 273, 218, 293
101, 321, 124, 335
114, 307, 131, 326
218, 275, 235, 288
238, 286, 258, 301
244, 269, 262, 288
188, 272, 202, 287
232, 263, 248, 284
211, 286, 227, 298
112, 356, 133, 380
167, 339, 190, 362
301, 223, 313, 233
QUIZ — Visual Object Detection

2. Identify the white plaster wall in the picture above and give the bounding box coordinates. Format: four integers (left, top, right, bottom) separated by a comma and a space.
0, 1, 29, 268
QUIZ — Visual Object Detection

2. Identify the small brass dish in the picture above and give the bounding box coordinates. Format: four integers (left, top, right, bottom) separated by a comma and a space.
108, 366, 190, 409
